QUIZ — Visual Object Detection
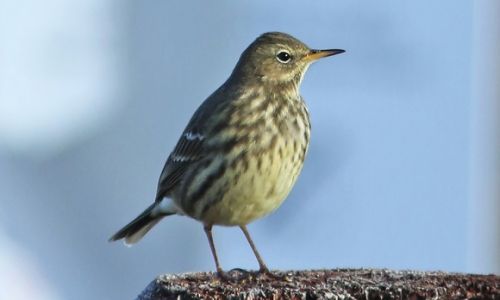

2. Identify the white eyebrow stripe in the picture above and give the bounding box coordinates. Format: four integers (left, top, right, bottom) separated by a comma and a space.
183, 132, 204, 141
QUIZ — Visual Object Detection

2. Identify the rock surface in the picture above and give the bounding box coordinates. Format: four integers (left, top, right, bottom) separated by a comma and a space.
137, 269, 499, 299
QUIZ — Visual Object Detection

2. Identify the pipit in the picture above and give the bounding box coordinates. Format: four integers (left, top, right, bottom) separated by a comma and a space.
109, 32, 344, 277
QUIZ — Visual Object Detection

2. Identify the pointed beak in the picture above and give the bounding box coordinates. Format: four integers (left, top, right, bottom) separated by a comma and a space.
305, 49, 345, 62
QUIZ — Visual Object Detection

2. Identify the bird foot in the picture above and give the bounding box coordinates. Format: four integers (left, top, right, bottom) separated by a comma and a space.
215, 268, 250, 282
257, 267, 285, 280
215, 267, 284, 282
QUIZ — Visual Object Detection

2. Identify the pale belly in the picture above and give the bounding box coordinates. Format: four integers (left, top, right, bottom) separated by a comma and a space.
200, 136, 306, 226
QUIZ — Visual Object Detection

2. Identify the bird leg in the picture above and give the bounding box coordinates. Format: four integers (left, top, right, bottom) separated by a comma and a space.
203, 224, 224, 276
240, 225, 270, 274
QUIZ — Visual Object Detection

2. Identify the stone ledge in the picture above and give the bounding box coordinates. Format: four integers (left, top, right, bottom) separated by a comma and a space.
137, 269, 499, 299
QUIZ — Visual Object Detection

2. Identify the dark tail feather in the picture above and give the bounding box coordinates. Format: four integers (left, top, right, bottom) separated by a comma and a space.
108, 203, 172, 245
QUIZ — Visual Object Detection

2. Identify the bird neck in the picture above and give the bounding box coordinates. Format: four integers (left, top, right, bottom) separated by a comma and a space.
226, 73, 302, 100
265, 79, 301, 99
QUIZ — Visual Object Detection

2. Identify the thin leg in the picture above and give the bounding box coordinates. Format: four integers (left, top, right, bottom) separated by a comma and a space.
203, 224, 224, 275
240, 225, 269, 273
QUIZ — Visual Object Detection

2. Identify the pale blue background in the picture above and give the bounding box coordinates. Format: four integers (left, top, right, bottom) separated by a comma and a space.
0, 1, 497, 299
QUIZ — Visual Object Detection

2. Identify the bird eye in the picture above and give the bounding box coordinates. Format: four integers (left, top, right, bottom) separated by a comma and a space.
276, 50, 292, 63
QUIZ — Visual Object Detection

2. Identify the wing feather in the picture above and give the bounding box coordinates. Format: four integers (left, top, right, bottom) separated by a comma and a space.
154, 85, 231, 201
155, 131, 205, 201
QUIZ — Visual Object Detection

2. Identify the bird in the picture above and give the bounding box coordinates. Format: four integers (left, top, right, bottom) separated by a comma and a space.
109, 32, 344, 277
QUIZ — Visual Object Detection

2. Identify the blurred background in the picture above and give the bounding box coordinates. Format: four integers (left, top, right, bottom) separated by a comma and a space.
0, 0, 498, 299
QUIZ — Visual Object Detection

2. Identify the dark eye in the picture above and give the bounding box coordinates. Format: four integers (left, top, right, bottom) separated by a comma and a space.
276, 51, 292, 63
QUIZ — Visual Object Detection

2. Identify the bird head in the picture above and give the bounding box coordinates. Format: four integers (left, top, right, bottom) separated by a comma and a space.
231, 32, 344, 88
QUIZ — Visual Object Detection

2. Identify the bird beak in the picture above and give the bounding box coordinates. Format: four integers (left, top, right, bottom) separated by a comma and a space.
305, 49, 345, 62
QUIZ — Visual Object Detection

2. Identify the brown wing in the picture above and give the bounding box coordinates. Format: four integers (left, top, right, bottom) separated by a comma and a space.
154, 85, 232, 202
155, 130, 205, 201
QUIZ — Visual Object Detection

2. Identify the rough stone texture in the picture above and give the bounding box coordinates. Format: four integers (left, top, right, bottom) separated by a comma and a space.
137, 269, 499, 300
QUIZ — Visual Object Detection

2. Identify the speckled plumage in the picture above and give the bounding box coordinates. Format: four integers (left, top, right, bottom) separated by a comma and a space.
110, 32, 344, 276
178, 86, 311, 226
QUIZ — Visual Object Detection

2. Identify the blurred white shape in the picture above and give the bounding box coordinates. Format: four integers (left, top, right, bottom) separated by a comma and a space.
0, 0, 122, 158
469, 0, 500, 274
0, 230, 60, 300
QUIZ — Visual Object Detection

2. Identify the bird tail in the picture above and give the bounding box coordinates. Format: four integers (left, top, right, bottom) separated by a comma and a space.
108, 203, 173, 245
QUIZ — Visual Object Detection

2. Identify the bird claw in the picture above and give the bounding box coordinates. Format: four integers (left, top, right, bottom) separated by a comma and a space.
215, 268, 250, 282
257, 268, 284, 280
215, 267, 284, 282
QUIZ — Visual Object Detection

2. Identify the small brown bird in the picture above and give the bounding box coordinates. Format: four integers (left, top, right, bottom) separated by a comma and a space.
109, 32, 344, 276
